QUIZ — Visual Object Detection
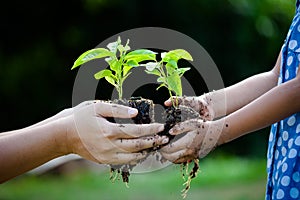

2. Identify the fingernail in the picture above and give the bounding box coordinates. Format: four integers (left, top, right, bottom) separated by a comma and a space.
128, 108, 138, 116
162, 137, 169, 144
169, 129, 174, 135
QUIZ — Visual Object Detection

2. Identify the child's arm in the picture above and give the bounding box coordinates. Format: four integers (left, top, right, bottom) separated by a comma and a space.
165, 51, 281, 119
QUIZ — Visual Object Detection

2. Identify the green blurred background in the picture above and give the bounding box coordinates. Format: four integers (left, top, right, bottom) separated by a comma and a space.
0, 0, 296, 199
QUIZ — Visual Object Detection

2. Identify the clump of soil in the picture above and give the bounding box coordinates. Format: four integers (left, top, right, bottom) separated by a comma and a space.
157, 106, 181, 142
127, 97, 154, 124
108, 98, 201, 198
108, 97, 154, 185
108, 97, 154, 124
157, 105, 200, 142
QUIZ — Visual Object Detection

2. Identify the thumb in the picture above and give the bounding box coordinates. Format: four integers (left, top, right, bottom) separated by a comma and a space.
94, 101, 138, 118
164, 96, 182, 106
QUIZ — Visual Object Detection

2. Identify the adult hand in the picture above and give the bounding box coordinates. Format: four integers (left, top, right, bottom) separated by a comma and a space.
62, 100, 167, 165
164, 95, 215, 121
161, 119, 222, 163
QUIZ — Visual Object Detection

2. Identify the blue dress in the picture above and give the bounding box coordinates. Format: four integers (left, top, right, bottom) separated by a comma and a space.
266, 1, 300, 199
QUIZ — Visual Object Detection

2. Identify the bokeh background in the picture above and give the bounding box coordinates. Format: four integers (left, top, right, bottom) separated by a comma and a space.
0, 0, 296, 199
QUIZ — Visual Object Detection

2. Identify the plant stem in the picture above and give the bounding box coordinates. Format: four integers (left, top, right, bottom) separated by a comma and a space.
118, 81, 123, 100
168, 90, 176, 108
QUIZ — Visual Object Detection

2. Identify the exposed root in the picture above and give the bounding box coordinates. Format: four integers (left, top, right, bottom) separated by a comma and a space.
109, 164, 133, 187
180, 159, 200, 199
109, 168, 121, 183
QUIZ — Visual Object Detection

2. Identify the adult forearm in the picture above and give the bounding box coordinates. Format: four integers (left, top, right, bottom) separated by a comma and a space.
0, 120, 66, 183
217, 77, 300, 145
26, 109, 71, 129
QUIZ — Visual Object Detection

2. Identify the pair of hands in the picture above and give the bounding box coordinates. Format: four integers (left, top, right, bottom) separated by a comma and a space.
63, 95, 220, 165
60, 100, 168, 165
161, 95, 221, 163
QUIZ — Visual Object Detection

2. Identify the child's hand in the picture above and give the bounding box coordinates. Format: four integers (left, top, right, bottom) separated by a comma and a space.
161, 119, 221, 163
164, 95, 215, 121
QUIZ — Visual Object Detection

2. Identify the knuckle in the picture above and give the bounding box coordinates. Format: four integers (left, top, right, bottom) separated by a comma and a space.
104, 127, 116, 139
136, 125, 143, 136
135, 140, 144, 150
161, 153, 172, 161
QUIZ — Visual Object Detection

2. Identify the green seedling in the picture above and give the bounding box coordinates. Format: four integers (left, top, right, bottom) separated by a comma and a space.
143, 49, 193, 107
143, 49, 199, 199
71, 36, 157, 99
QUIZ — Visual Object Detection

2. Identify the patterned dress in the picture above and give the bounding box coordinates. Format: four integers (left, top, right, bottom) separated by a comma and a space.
266, 1, 300, 199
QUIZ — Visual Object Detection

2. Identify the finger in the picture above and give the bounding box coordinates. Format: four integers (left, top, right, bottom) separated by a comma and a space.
161, 149, 186, 163
164, 99, 172, 106
94, 101, 138, 118
114, 136, 169, 152
109, 123, 164, 138
173, 154, 196, 164
161, 131, 199, 153
164, 96, 183, 106
111, 152, 147, 165
162, 148, 199, 164
160, 137, 190, 154
169, 119, 203, 135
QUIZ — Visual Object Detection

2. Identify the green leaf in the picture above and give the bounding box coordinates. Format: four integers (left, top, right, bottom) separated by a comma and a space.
124, 49, 157, 63
123, 65, 133, 76
162, 49, 193, 63
176, 67, 191, 77
105, 76, 117, 87
72, 48, 114, 69
122, 72, 132, 82
94, 69, 113, 80
156, 83, 167, 91
166, 73, 182, 96
157, 77, 166, 83
110, 60, 122, 73
126, 60, 139, 67
145, 69, 161, 76
105, 57, 118, 66
166, 59, 177, 69
161, 52, 167, 60
166, 63, 176, 76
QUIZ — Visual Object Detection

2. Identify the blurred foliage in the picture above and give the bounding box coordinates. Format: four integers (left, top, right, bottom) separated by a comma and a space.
0, 156, 266, 200
0, 0, 296, 157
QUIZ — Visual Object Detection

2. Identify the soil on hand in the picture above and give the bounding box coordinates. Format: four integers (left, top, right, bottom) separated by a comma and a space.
108, 98, 200, 189
158, 105, 200, 141
108, 97, 154, 184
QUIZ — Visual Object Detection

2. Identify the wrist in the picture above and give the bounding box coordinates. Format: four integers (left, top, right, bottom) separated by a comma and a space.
53, 116, 75, 156
204, 90, 226, 119
197, 120, 222, 158
215, 118, 230, 146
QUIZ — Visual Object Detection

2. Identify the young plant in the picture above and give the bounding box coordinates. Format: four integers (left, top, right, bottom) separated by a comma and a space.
143, 49, 192, 107
143, 49, 200, 198
71, 36, 157, 99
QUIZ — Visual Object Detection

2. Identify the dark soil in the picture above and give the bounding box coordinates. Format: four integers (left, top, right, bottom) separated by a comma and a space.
157, 105, 200, 143
157, 106, 181, 141
108, 97, 154, 124
108, 97, 154, 184
108, 98, 200, 187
